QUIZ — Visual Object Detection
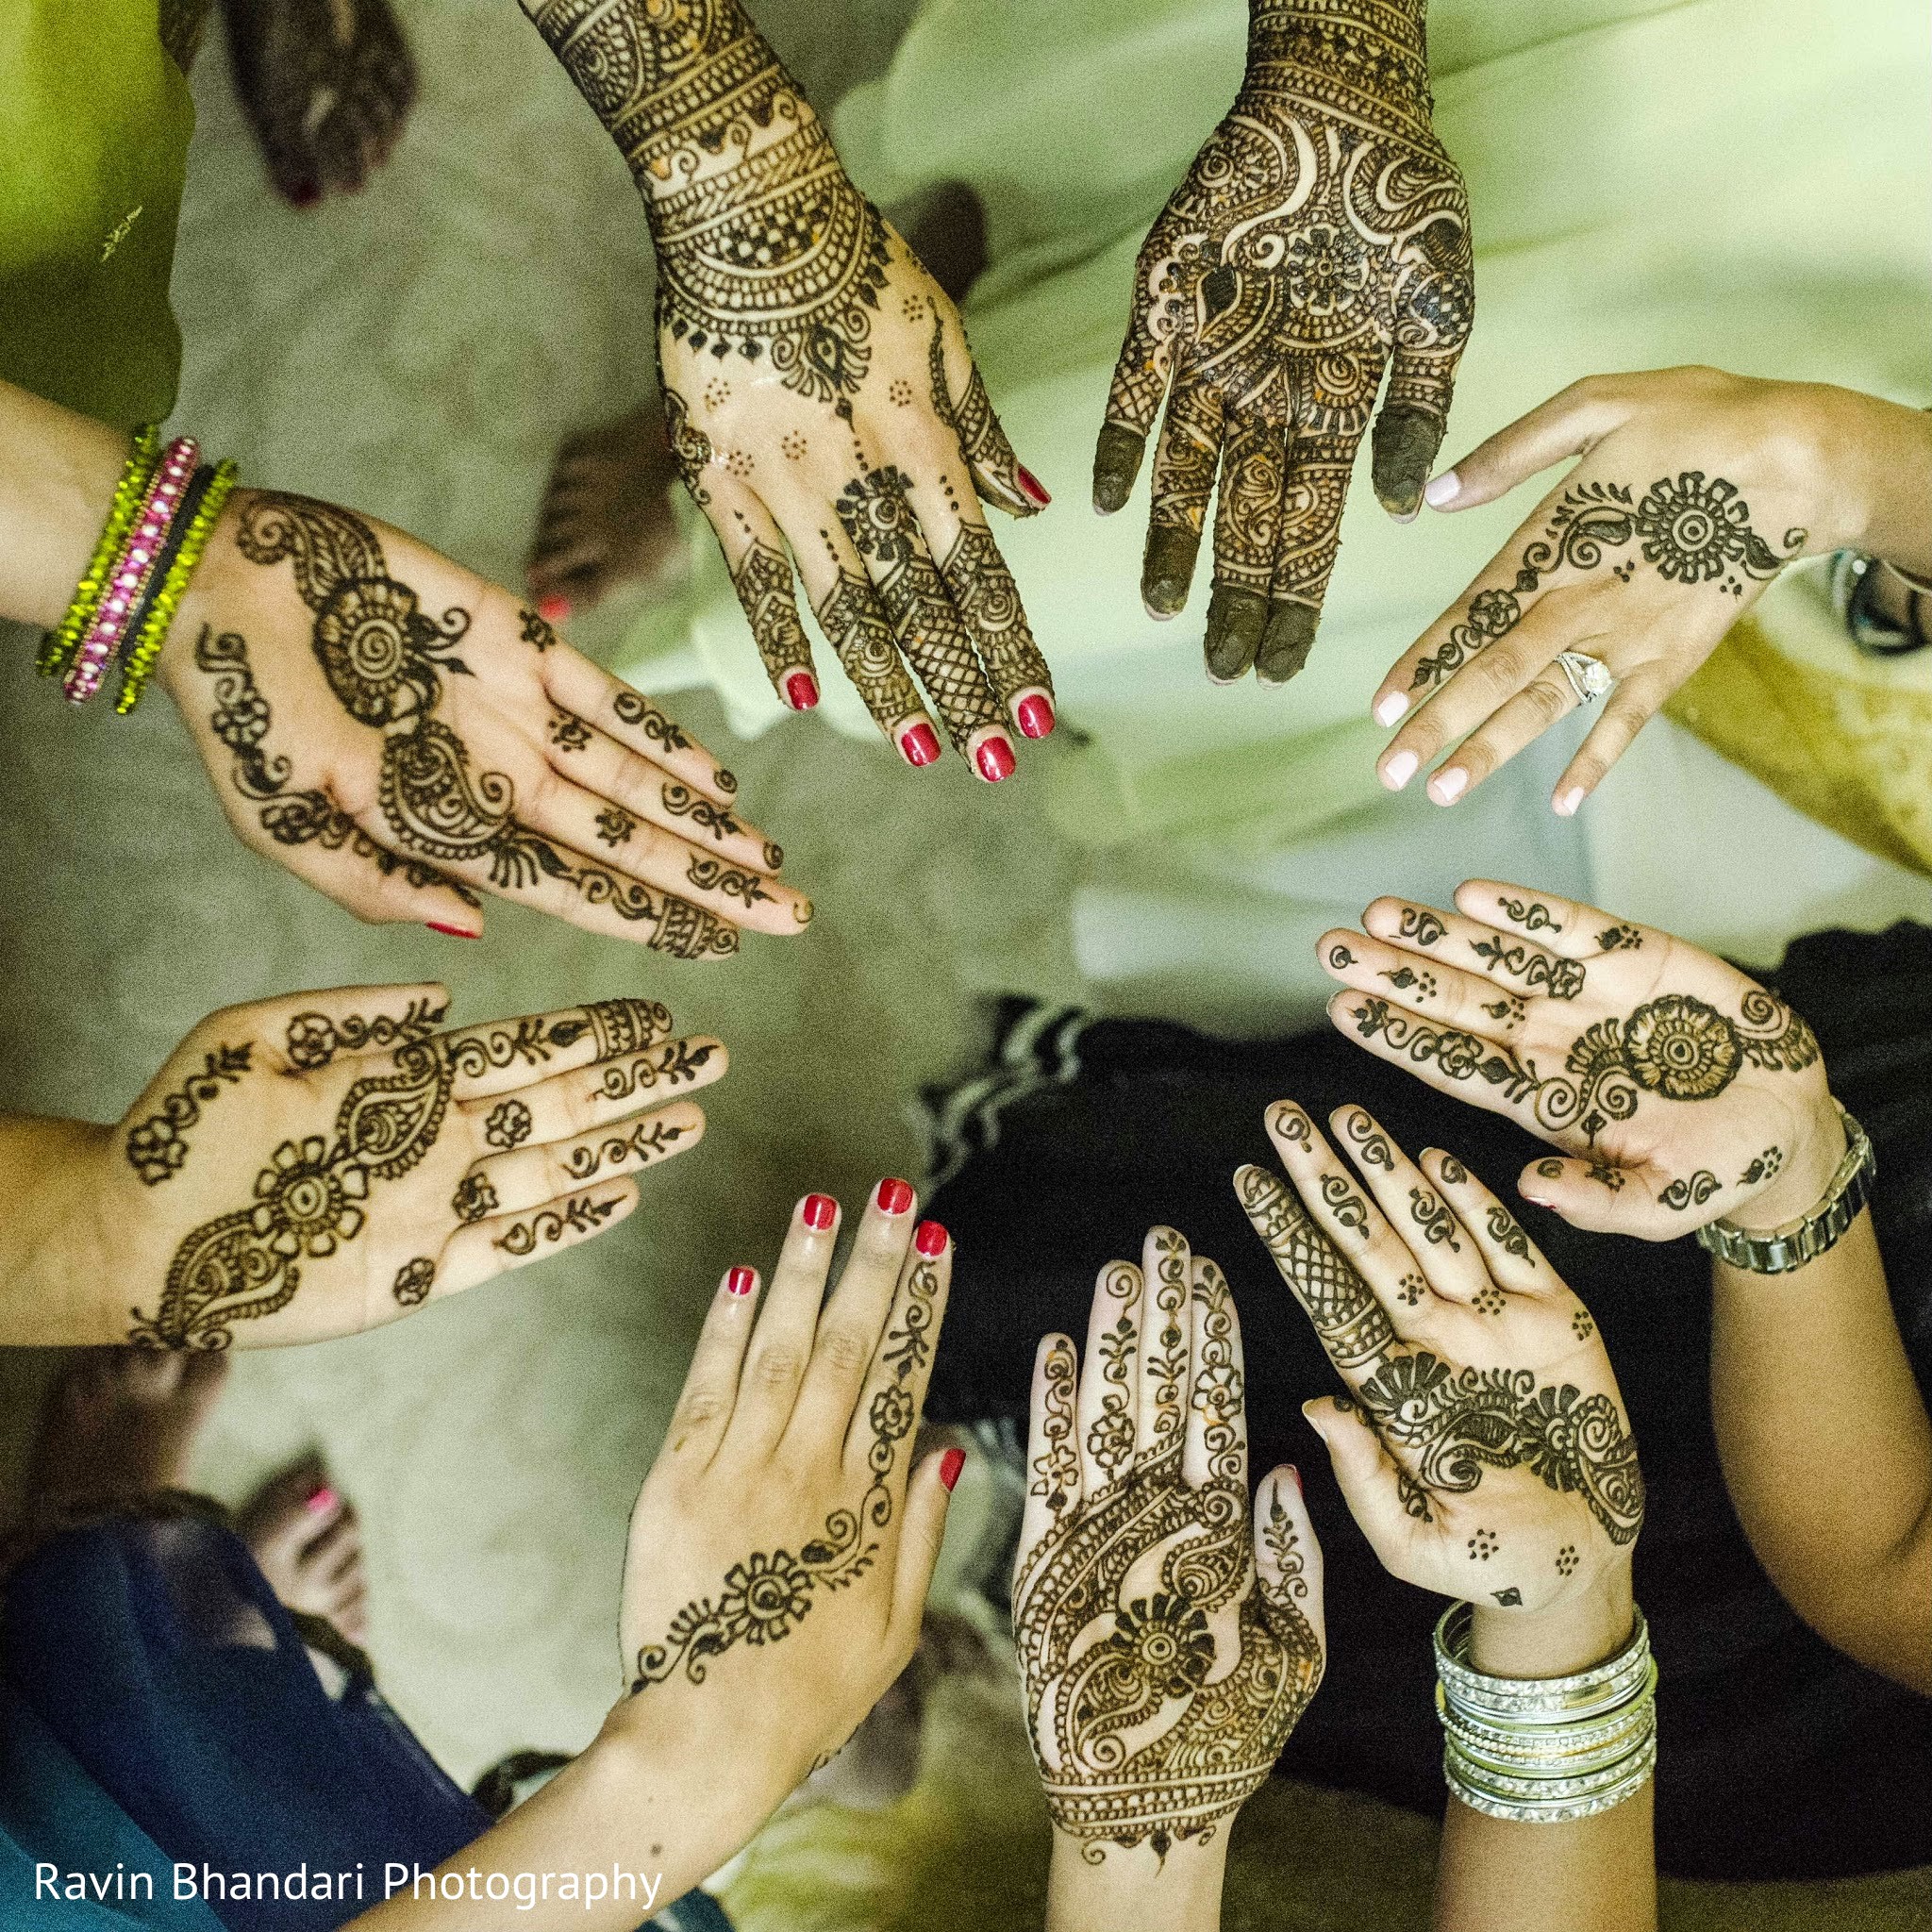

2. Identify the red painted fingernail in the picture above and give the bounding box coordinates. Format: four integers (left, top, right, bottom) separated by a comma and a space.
785, 671, 819, 711
915, 1219, 948, 1257
974, 734, 1016, 783
725, 1266, 757, 1297
803, 1192, 838, 1231
288, 182, 321, 210
939, 1446, 967, 1491
899, 720, 941, 767
537, 595, 572, 625
1015, 466, 1051, 508
875, 1176, 914, 1216
1015, 693, 1055, 740
1285, 1465, 1303, 1497
305, 1483, 340, 1516
425, 922, 479, 940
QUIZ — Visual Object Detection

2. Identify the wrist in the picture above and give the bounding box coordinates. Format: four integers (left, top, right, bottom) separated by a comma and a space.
1047, 1829, 1228, 1932
1246, 0, 1431, 105
1467, 1561, 1635, 1679
1725, 1095, 1846, 1232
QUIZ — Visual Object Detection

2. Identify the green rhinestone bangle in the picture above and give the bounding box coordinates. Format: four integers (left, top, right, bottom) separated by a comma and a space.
39, 425, 162, 677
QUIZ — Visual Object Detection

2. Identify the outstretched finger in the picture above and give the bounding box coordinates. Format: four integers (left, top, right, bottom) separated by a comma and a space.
1203, 405, 1290, 684
1182, 1257, 1246, 1489
928, 297, 1048, 518
1419, 1146, 1564, 1295
1095, 226, 1184, 513
1551, 664, 1675, 817
1141, 367, 1222, 624
1424, 377, 1631, 516
458, 1098, 708, 1218
843, 1218, 953, 1517
1077, 1257, 1142, 1496
1373, 231, 1474, 517
435, 1178, 640, 1301
1136, 1226, 1193, 1468
1258, 409, 1363, 685
658, 1263, 765, 1467
1253, 1466, 1327, 1667
537, 640, 741, 806
699, 475, 821, 716
1020, 1332, 1082, 1563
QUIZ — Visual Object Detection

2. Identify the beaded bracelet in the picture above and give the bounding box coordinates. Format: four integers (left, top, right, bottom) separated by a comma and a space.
115, 457, 240, 714
61, 435, 199, 703
38, 425, 162, 677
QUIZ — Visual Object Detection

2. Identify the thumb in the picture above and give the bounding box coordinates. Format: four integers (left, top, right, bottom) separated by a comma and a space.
1303, 1396, 1425, 1572
887, 1445, 963, 1656
1515, 1155, 1641, 1235
1424, 377, 1629, 515
1254, 1465, 1326, 1664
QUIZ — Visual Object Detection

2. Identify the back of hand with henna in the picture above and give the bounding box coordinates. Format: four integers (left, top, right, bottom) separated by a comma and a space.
1098, 0, 1472, 685
520, 0, 1058, 781
166, 489, 808, 949
1014, 1227, 1325, 1879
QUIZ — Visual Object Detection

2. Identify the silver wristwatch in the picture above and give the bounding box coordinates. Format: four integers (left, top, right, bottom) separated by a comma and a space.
1694, 1103, 1874, 1274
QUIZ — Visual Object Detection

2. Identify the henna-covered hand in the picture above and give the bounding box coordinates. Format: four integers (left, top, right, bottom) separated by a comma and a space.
1015, 1226, 1324, 1872
521, 0, 1058, 781
1319, 881, 1844, 1240
39, 989, 724, 1350
1237, 1105, 1641, 1615
160, 491, 807, 951
1097, 0, 1471, 684
1374, 369, 1824, 812
605, 1184, 958, 1824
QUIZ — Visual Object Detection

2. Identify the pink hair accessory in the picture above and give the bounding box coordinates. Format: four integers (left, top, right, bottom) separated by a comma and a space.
62, 436, 197, 704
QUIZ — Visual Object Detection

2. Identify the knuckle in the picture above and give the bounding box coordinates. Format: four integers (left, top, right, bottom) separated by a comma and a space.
748, 1342, 807, 1391
812, 1322, 874, 1377
673, 1387, 730, 1432
1523, 676, 1572, 726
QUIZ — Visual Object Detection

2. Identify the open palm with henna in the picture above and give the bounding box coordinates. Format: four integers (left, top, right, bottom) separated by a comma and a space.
1317, 880, 1840, 1240
606, 1181, 958, 1831
1095, 0, 1472, 685
1014, 1226, 1324, 1875
1236, 1104, 1642, 1615
52, 988, 724, 1349
521, 0, 1056, 783
159, 491, 806, 950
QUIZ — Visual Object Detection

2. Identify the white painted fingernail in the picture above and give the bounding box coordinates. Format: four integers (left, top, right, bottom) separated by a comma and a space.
1383, 749, 1419, 790
1430, 765, 1469, 805
1424, 470, 1461, 508
1554, 786, 1585, 818
1374, 691, 1409, 727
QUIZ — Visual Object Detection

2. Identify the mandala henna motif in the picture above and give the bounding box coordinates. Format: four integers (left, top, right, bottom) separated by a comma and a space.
628, 1251, 940, 1690
126, 1045, 253, 1185
225, 494, 733, 958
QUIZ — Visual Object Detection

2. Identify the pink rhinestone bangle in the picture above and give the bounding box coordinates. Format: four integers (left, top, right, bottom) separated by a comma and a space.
61, 435, 198, 705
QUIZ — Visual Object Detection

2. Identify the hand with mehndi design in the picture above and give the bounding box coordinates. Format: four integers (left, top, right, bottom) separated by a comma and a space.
520, 0, 1057, 783
160, 490, 806, 952
2, 986, 724, 1350
1371, 369, 1932, 813
1317, 880, 1841, 1241
1096, 0, 1472, 685
603, 1183, 959, 1835
1237, 1105, 1642, 1629
1016, 1227, 1324, 1929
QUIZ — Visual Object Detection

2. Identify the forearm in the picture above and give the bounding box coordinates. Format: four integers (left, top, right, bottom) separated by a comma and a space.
1435, 1570, 1656, 1932
0, 379, 133, 631
0, 1113, 116, 1345
342, 1719, 753, 1932
1046, 1832, 1227, 1932
1710, 1209, 1932, 1690
516, 0, 824, 208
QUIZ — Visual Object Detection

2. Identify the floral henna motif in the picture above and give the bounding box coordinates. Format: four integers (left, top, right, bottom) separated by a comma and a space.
392, 1257, 435, 1307
126, 1045, 253, 1185
227, 494, 733, 959
628, 1251, 939, 1691
1013, 1436, 1322, 1858
284, 997, 446, 1071
1411, 471, 1805, 690
1348, 985, 1818, 1142
1030, 1340, 1080, 1518
1088, 1262, 1141, 1479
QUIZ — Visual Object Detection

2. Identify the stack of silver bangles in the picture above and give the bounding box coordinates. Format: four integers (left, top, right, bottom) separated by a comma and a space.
1433, 1603, 1657, 1824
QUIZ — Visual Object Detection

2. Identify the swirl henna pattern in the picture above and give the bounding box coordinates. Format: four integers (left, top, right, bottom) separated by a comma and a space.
1015, 1273, 1321, 1861
1102, 0, 1472, 681
1236, 1161, 1641, 1541
125, 1045, 254, 1185
127, 999, 676, 1350
1346, 987, 1819, 1143
628, 1252, 941, 1690
228, 494, 734, 958
1411, 471, 1806, 691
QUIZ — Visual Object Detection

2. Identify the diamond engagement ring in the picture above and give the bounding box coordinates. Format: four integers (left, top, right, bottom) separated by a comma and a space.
1557, 652, 1613, 705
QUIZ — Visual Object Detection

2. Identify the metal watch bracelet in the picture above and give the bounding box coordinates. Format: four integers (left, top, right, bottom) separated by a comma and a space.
1695, 1102, 1874, 1274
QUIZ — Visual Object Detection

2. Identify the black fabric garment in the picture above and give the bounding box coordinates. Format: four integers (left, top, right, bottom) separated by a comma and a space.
923, 921, 1932, 1883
